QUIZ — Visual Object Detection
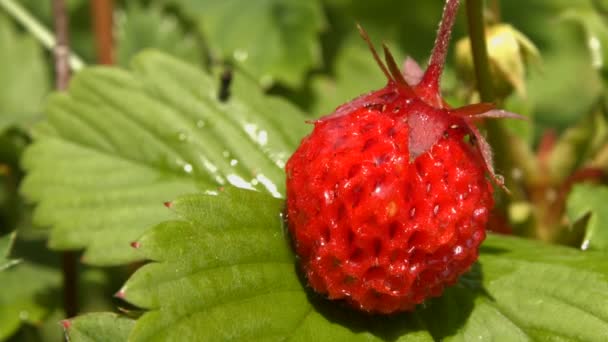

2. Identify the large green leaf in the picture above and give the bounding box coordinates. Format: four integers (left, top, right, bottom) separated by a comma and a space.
119, 188, 608, 341
63, 313, 135, 342
21, 51, 310, 265
0, 12, 50, 134
0, 232, 19, 271
116, 3, 203, 67
0, 262, 61, 341
567, 184, 608, 251
172, 0, 325, 88
561, 7, 608, 78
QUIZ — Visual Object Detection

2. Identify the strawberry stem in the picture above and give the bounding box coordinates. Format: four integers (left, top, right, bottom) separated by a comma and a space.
382, 44, 416, 96
357, 24, 393, 82
420, 0, 461, 94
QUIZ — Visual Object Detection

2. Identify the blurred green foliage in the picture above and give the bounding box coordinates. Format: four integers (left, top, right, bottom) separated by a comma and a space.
2, 0, 608, 340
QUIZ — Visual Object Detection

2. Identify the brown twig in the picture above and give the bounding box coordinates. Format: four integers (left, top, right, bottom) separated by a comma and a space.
53, 0, 71, 90
52, 0, 78, 318
91, 0, 114, 64
490, 0, 501, 23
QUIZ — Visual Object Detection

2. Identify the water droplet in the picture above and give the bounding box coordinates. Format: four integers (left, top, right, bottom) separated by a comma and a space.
230, 159, 238, 167
374, 181, 383, 194
178, 132, 188, 142
581, 239, 590, 251
473, 207, 487, 220
260, 74, 274, 88
183, 164, 193, 173
258, 130, 268, 146
233, 49, 248, 62
227, 174, 255, 190
204, 190, 219, 196
244, 123, 256, 135
244, 123, 268, 145
323, 190, 334, 204
256, 174, 282, 198
202, 159, 218, 173
276, 159, 286, 169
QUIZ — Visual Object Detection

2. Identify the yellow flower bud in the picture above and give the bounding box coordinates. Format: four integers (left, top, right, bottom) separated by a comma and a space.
455, 24, 541, 99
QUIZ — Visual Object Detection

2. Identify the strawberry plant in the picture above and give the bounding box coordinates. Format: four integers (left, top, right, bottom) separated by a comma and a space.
1, 0, 608, 341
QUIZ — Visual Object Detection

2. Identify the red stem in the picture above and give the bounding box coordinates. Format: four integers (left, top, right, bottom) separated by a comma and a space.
420, 0, 461, 94
91, 0, 114, 65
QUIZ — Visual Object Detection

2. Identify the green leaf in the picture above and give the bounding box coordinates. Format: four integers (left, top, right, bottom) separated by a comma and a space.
0, 263, 61, 340
0, 232, 20, 271
321, 0, 447, 62
548, 109, 608, 182
116, 3, 203, 67
63, 313, 135, 342
21, 51, 310, 265
561, 7, 608, 77
567, 184, 608, 251
119, 188, 608, 341
0, 12, 50, 134
3, 237, 123, 341
172, 0, 325, 88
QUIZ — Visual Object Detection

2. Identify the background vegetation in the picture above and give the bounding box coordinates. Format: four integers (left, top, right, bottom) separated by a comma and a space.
1, 0, 608, 340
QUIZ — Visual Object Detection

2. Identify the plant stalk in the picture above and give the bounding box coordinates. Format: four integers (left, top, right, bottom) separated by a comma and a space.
53, 0, 71, 90
91, 0, 114, 64
466, 0, 543, 214
52, 0, 78, 318
0, 0, 84, 70
465, 0, 495, 103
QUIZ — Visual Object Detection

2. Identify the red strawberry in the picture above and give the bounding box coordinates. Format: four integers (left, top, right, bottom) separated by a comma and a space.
286, 0, 520, 314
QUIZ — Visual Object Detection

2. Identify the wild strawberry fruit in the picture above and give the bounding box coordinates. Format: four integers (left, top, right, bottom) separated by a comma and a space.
285, 0, 521, 314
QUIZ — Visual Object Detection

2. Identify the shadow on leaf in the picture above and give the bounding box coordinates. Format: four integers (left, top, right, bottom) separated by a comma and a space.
295, 260, 486, 341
